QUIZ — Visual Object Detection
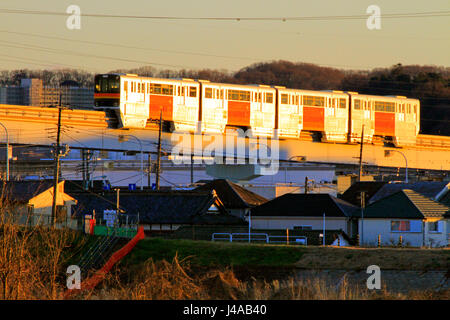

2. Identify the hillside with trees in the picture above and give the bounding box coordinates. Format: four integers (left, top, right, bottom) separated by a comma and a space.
1, 61, 448, 135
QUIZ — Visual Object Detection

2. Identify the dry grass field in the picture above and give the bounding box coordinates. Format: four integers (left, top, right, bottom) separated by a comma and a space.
294, 246, 450, 271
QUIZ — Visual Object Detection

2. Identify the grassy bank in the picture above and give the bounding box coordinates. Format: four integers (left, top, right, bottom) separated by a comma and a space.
295, 246, 450, 271
122, 238, 306, 267
122, 237, 449, 271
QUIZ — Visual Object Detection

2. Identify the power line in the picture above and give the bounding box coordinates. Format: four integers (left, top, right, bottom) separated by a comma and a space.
0, 30, 264, 62
0, 39, 194, 69
0, 9, 449, 21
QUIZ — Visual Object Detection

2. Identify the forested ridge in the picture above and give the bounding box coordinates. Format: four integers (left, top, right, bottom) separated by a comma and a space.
1, 61, 448, 135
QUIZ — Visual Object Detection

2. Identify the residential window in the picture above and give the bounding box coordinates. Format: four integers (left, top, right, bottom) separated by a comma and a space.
428, 221, 443, 233
391, 221, 410, 232
391, 220, 422, 232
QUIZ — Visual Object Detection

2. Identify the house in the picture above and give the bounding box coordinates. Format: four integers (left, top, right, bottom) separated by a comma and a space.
250, 193, 359, 237
339, 181, 387, 206
0, 180, 77, 228
355, 189, 450, 247
435, 182, 450, 206
71, 190, 246, 236
369, 181, 449, 204
194, 179, 268, 219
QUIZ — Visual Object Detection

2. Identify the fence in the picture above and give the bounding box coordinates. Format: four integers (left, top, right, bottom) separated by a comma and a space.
212, 232, 307, 245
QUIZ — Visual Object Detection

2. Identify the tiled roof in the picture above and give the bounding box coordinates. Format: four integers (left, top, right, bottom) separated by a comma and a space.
340, 181, 387, 206
1, 180, 54, 203
251, 193, 359, 218
71, 190, 245, 225
355, 189, 450, 219
195, 179, 268, 208
403, 189, 450, 218
369, 181, 449, 204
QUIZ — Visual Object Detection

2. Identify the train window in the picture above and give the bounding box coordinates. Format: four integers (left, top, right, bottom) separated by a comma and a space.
227, 89, 250, 101
281, 94, 288, 104
228, 90, 239, 101
205, 88, 213, 99
138, 83, 141, 93
124, 81, 128, 92
414, 105, 417, 114
265, 92, 273, 103
375, 101, 395, 112
295, 95, 299, 105
353, 99, 361, 110
189, 87, 197, 97
240, 91, 250, 101
150, 83, 161, 94
304, 95, 325, 107
339, 98, 346, 108
162, 85, 173, 95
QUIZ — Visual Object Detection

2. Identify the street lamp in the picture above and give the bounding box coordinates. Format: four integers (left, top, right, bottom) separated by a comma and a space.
0, 122, 9, 181
385, 150, 408, 183
119, 134, 144, 190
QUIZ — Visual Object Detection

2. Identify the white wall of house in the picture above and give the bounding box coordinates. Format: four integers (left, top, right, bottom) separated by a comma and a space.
359, 218, 448, 247
423, 219, 448, 247
251, 216, 349, 233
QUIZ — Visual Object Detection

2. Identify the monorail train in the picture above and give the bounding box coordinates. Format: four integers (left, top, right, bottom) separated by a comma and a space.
94, 73, 420, 146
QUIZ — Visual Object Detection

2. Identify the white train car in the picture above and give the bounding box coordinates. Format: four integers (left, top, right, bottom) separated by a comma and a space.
276, 87, 303, 139
201, 82, 276, 137
299, 89, 349, 143
348, 93, 420, 146
95, 74, 200, 131
348, 92, 376, 144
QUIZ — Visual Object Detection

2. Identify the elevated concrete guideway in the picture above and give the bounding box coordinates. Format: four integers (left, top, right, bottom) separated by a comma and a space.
0, 104, 449, 172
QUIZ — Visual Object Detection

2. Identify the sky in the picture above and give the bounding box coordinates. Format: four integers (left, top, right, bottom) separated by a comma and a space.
0, 0, 449, 73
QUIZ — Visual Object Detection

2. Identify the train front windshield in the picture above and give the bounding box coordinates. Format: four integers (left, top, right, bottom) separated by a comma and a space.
95, 75, 120, 93
94, 74, 120, 107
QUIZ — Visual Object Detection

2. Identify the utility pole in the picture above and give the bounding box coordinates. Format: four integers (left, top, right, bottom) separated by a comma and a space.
304, 176, 308, 194
190, 153, 194, 185
81, 149, 86, 189
116, 188, 120, 213
147, 153, 151, 187
358, 124, 365, 181
0, 122, 9, 181
155, 110, 162, 190
360, 191, 365, 246
51, 105, 62, 227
